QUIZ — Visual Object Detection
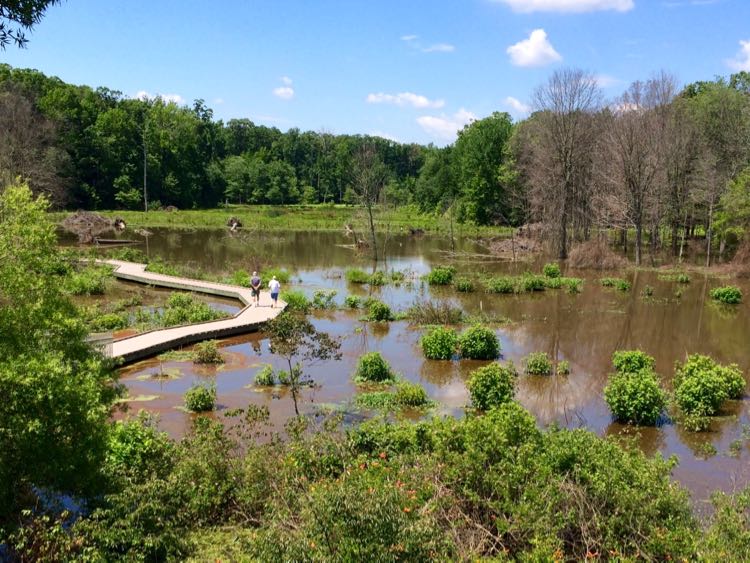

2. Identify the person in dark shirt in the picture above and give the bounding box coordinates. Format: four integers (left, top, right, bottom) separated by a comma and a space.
250, 271, 261, 307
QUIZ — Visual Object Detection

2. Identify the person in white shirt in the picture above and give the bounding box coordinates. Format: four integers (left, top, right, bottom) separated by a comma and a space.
268, 275, 281, 308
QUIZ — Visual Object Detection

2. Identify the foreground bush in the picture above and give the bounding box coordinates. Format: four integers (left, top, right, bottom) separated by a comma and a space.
193, 340, 224, 364
612, 350, 655, 374
420, 326, 458, 360
467, 362, 517, 410
524, 352, 552, 375
674, 355, 745, 422
458, 324, 500, 360
710, 286, 742, 304
64, 266, 112, 296
184, 383, 216, 412
353, 352, 395, 383
604, 369, 666, 425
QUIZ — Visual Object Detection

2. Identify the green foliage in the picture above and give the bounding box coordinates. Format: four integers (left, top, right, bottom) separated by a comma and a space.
193, 340, 224, 364
151, 293, 228, 327
556, 360, 570, 375
279, 289, 310, 313
355, 381, 431, 411
519, 273, 547, 292
344, 294, 362, 308
345, 268, 370, 284
700, 488, 750, 561
659, 272, 691, 283
454, 277, 475, 292
604, 370, 667, 425
311, 289, 337, 309
90, 312, 128, 331
420, 326, 458, 360
394, 381, 430, 407
261, 268, 290, 286
407, 300, 464, 324
64, 265, 112, 295
601, 277, 631, 291
612, 350, 656, 374
485, 276, 515, 294
425, 266, 455, 285
184, 383, 216, 412
354, 351, 395, 384
675, 354, 746, 409
524, 352, 553, 376
458, 324, 500, 360
367, 270, 387, 286
710, 285, 743, 304
366, 299, 393, 322
543, 262, 562, 278
467, 362, 517, 410
229, 269, 251, 286
254, 364, 276, 386
561, 277, 583, 293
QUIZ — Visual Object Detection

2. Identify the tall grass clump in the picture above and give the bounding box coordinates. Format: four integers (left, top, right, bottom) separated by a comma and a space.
366, 299, 393, 322
155, 293, 229, 327
543, 262, 561, 278
279, 290, 310, 313
454, 278, 475, 293
254, 364, 276, 386
458, 325, 500, 360
601, 277, 631, 291
467, 362, 517, 410
354, 352, 395, 384
485, 276, 515, 294
425, 266, 455, 286
261, 268, 291, 286
345, 268, 370, 284
193, 340, 224, 364
344, 295, 363, 309
524, 352, 553, 376
407, 300, 464, 325
65, 266, 112, 295
420, 327, 458, 360
184, 383, 216, 412
710, 286, 742, 304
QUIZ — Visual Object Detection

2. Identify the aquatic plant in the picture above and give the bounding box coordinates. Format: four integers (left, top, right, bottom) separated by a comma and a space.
556, 360, 571, 375
612, 350, 655, 374
184, 383, 216, 412
454, 277, 475, 292
345, 268, 370, 284
394, 381, 430, 407
425, 266, 455, 286
90, 312, 128, 331
366, 299, 393, 322
524, 352, 553, 376
673, 354, 745, 425
604, 369, 666, 426
353, 351, 395, 384
407, 300, 464, 325
420, 326, 458, 360
467, 362, 517, 410
710, 286, 742, 305
485, 276, 515, 294
254, 364, 276, 386
601, 277, 631, 291
543, 262, 561, 278
65, 266, 112, 295
193, 340, 224, 364
311, 289, 337, 310
279, 290, 310, 313
344, 294, 363, 309
458, 324, 500, 360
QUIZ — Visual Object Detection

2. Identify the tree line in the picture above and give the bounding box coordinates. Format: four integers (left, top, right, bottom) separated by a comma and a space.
2, 64, 750, 264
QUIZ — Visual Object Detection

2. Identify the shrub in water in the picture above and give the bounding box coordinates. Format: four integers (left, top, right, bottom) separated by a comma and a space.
519, 274, 546, 293
344, 295, 363, 309
406, 300, 464, 325
254, 364, 276, 386
561, 277, 583, 294
675, 354, 745, 401
193, 340, 224, 364
160, 293, 228, 327
390, 270, 405, 283
261, 268, 291, 286
485, 276, 515, 294
345, 268, 370, 284
454, 277, 475, 293
467, 362, 517, 410
601, 277, 631, 291
91, 312, 128, 331
612, 350, 655, 374
674, 356, 735, 420
458, 324, 500, 360
556, 360, 570, 375
312, 289, 337, 310
65, 266, 111, 296
524, 352, 553, 376
420, 326, 458, 360
354, 352, 395, 384
368, 271, 387, 286
710, 286, 742, 305
184, 383, 216, 412
604, 370, 666, 425
280, 290, 310, 313
367, 299, 393, 322
543, 262, 561, 279
425, 266, 455, 286
395, 381, 430, 407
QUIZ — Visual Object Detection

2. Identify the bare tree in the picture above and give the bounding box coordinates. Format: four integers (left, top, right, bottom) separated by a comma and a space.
352, 144, 389, 262
0, 86, 68, 205
522, 68, 602, 259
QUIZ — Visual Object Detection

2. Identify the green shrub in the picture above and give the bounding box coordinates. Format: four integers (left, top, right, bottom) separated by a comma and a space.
659, 272, 691, 284
601, 277, 631, 291
454, 277, 475, 292
193, 340, 224, 364
675, 355, 745, 402
420, 326, 458, 360
710, 286, 742, 304
467, 362, 517, 410
312, 289, 337, 310
518, 274, 546, 293
525, 352, 553, 376
65, 266, 112, 295
368, 271, 387, 286
425, 266, 455, 285
254, 364, 275, 386
395, 381, 430, 407
354, 352, 395, 384
561, 277, 583, 294
90, 312, 128, 331
673, 354, 743, 421
543, 262, 561, 278
485, 276, 515, 294
642, 285, 654, 298
280, 290, 310, 313
390, 270, 405, 283
556, 360, 570, 375
406, 300, 463, 324
366, 299, 393, 322
612, 350, 655, 374
458, 324, 500, 360
157, 293, 229, 327
344, 295, 363, 309
184, 383, 216, 412
261, 268, 291, 286
229, 270, 251, 287
604, 370, 666, 425
543, 276, 562, 289
345, 268, 370, 284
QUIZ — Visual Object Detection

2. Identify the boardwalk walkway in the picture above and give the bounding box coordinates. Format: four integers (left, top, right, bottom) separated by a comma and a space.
99, 260, 285, 364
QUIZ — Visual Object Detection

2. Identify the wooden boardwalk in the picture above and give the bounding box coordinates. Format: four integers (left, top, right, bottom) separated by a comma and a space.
99, 260, 285, 364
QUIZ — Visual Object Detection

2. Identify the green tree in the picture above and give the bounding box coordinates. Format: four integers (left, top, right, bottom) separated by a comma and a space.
0, 0, 59, 49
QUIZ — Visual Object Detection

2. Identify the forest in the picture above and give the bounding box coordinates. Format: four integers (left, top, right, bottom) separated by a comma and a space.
3, 64, 750, 265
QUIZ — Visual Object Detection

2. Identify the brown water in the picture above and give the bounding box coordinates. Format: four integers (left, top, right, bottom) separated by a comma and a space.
106, 228, 749, 506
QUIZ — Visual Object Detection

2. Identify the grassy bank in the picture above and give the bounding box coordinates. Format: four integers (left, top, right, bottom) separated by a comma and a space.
49, 204, 513, 236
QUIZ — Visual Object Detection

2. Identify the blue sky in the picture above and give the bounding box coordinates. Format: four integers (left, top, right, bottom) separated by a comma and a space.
2, 0, 749, 145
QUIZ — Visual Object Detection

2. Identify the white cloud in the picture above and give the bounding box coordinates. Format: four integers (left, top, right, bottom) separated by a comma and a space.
504, 96, 531, 115
281, 76, 293, 86
422, 43, 455, 53
494, 0, 633, 13
213, 97, 225, 105
727, 39, 750, 72
507, 29, 562, 67
370, 130, 401, 142
273, 86, 295, 100
401, 34, 418, 41
366, 92, 445, 109
417, 108, 476, 140
594, 74, 620, 88
133, 91, 185, 105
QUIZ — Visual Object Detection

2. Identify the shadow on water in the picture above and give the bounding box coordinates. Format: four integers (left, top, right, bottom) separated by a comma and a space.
105, 228, 749, 505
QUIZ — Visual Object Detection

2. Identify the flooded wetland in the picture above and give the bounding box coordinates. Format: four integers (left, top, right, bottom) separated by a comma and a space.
102, 228, 749, 505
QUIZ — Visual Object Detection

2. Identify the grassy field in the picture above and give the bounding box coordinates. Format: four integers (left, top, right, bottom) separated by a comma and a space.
49, 204, 513, 236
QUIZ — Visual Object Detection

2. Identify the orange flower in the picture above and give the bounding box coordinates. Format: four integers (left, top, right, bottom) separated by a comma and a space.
403, 507, 411, 513
379, 452, 387, 459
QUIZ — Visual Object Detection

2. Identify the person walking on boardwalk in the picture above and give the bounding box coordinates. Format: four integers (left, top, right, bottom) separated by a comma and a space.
250, 271, 261, 307
268, 275, 281, 308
